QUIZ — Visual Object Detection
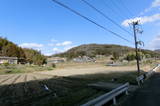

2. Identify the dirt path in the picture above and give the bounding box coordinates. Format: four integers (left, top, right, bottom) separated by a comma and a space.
121, 73, 160, 106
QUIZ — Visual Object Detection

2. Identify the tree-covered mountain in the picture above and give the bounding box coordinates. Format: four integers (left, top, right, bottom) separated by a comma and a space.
54, 44, 160, 59
0, 37, 25, 58
0, 37, 46, 65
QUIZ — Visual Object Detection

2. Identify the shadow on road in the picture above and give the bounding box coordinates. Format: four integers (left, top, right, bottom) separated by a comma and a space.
119, 72, 160, 106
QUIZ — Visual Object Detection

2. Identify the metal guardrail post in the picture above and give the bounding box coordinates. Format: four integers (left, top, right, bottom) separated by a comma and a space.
125, 90, 129, 95
113, 97, 116, 105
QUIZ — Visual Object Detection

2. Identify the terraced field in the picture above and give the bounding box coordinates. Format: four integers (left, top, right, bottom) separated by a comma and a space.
0, 73, 57, 106
0, 73, 104, 106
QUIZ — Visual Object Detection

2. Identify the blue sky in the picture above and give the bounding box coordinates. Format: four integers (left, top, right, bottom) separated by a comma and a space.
0, 0, 160, 55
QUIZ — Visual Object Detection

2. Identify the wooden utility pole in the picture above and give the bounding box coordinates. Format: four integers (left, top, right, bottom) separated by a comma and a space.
132, 21, 140, 75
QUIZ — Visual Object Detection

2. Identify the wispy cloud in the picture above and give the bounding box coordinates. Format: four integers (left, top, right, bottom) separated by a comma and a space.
52, 45, 75, 54
51, 38, 58, 42
122, 13, 160, 27
147, 34, 160, 50
55, 41, 72, 46
140, 0, 160, 15
53, 47, 62, 52
19, 40, 74, 56
152, 0, 160, 8
48, 43, 55, 46
19, 43, 44, 50
48, 38, 58, 46
51, 44, 76, 54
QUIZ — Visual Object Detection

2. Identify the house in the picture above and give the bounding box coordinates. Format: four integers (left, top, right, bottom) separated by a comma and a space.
0, 56, 18, 64
47, 57, 66, 64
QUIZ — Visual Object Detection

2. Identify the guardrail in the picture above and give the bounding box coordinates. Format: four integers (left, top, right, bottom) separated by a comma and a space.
145, 70, 154, 79
81, 82, 129, 106
136, 64, 160, 86
136, 75, 144, 86
153, 64, 160, 72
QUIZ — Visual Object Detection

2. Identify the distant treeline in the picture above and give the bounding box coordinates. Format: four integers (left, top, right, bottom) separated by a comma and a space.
54, 44, 160, 59
0, 37, 46, 65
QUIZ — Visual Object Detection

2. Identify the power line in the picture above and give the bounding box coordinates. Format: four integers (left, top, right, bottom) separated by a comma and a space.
51, 0, 134, 44
102, 0, 127, 21
110, 0, 131, 20
107, 0, 143, 43
81, 0, 133, 36
119, 0, 135, 17
102, 0, 136, 35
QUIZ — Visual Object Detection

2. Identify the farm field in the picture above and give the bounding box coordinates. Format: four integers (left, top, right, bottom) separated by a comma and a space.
0, 62, 156, 106
0, 64, 54, 75
1, 0, 160, 105
38, 62, 154, 77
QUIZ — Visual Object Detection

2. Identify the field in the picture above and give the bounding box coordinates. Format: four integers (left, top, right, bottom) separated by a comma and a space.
0, 64, 54, 74
39, 62, 154, 76
0, 61, 158, 106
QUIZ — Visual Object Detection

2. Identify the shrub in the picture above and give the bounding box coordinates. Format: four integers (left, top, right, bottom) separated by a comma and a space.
110, 52, 120, 62
47, 67, 53, 71
51, 63, 56, 68
3, 62, 9, 67
5, 70, 12, 73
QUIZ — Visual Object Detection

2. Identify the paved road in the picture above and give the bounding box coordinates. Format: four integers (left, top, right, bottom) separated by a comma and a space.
121, 73, 160, 106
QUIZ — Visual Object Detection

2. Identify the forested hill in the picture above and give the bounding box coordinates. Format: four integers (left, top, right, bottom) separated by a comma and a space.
0, 37, 46, 65
0, 37, 25, 58
54, 44, 160, 59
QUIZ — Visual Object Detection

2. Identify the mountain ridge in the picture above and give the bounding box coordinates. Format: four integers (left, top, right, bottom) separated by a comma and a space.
54, 44, 160, 59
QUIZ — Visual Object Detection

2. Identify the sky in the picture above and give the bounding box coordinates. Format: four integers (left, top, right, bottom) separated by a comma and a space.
0, 0, 160, 56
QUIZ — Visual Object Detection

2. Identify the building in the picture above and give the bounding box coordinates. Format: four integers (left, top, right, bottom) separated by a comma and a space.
47, 57, 66, 65
0, 56, 18, 64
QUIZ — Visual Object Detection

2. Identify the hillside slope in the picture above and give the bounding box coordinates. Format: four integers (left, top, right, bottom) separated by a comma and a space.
55, 44, 160, 59
0, 37, 46, 65
0, 37, 25, 58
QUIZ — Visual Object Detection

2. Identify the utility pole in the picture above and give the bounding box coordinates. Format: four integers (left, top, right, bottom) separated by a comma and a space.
132, 21, 140, 75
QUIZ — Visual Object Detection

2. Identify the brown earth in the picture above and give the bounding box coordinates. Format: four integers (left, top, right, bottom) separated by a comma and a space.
0, 64, 154, 106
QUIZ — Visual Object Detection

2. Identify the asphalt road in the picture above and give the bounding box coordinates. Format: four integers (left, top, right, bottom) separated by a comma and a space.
121, 73, 160, 106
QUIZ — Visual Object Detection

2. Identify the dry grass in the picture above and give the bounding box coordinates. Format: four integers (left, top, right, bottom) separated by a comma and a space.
38, 61, 154, 77
0, 64, 54, 74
